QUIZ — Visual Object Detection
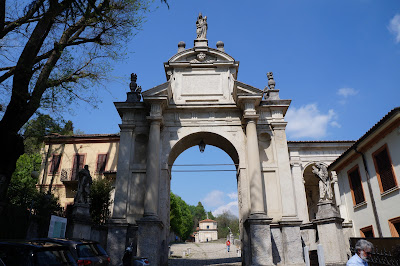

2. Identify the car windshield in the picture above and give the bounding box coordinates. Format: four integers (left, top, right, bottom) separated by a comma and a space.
95, 244, 108, 256
76, 244, 98, 258
34, 249, 76, 265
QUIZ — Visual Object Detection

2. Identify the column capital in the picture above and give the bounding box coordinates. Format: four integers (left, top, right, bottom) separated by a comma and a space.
270, 121, 287, 130
118, 124, 136, 132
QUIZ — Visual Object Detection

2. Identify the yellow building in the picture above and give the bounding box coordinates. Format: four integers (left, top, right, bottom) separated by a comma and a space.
37, 133, 119, 210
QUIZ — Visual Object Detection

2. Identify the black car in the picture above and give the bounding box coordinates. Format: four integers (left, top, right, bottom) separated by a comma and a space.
0, 240, 77, 265
36, 238, 110, 266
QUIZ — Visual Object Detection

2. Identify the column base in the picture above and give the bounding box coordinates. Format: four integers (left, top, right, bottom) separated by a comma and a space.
245, 214, 274, 266
314, 202, 347, 265
279, 219, 305, 266
107, 218, 129, 266
137, 217, 164, 266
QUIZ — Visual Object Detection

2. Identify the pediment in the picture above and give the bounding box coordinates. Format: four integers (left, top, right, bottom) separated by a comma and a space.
234, 80, 263, 95
168, 48, 235, 64
141, 81, 172, 99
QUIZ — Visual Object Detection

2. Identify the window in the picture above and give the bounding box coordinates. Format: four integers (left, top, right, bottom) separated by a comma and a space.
360, 225, 375, 238
372, 144, 397, 193
347, 166, 366, 206
96, 154, 108, 173
72, 154, 85, 180
49, 154, 61, 175
388, 217, 400, 237
206, 225, 209, 229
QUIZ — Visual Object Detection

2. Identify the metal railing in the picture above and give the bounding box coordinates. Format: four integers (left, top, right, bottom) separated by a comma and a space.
350, 238, 400, 266
60, 168, 79, 182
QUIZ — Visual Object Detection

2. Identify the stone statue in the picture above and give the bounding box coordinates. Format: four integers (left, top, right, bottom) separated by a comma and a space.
196, 13, 207, 39
74, 165, 92, 204
267, 72, 276, 90
312, 162, 333, 202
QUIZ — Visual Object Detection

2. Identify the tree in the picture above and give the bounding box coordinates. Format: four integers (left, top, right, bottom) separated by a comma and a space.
0, 0, 166, 208
189, 201, 207, 231
170, 193, 193, 241
90, 178, 113, 225
23, 113, 74, 154
215, 210, 239, 239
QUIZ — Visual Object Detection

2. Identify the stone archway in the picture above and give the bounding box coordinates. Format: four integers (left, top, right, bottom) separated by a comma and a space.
106, 20, 306, 265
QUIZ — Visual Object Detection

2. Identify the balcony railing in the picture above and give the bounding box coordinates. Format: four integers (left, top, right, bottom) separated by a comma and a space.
60, 168, 79, 182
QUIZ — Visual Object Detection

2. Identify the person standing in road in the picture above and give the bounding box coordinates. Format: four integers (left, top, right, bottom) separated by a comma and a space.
226, 239, 231, 252
347, 239, 374, 266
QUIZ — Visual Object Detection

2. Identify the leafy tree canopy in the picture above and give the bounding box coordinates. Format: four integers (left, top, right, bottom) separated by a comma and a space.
215, 210, 239, 239
170, 192, 193, 241
90, 178, 114, 225
0, 0, 167, 208
23, 113, 74, 154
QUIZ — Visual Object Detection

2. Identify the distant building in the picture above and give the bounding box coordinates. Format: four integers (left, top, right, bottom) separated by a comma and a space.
195, 219, 218, 243
37, 133, 119, 210
329, 107, 400, 238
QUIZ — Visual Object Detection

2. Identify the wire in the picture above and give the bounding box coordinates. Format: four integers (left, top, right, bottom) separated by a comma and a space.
172, 170, 237, 172
172, 164, 238, 167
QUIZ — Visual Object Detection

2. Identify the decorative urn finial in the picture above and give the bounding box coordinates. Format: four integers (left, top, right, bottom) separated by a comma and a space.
267, 72, 276, 90
129, 73, 138, 92
127, 73, 141, 102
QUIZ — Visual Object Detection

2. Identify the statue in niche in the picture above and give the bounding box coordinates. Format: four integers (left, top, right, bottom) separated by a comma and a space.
312, 162, 333, 202
196, 12, 207, 39
74, 165, 92, 204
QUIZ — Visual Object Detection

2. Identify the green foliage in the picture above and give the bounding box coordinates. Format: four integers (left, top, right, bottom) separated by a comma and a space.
207, 211, 215, 220
7, 153, 42, 208
189, 201, 208, 231
170, 192, 193, 241
6, 153, 63, 218
90, 178, 114, 225
215, 210, 239, 239
23, 114, 74, 154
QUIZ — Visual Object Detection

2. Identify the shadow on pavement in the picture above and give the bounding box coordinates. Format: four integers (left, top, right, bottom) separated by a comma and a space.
168, 257, 241, 265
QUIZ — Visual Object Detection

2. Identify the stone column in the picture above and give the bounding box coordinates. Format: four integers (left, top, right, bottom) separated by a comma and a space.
143, 118, 161, 218
107, 124, 135, 265
244, 107, 274, 265
137, 102, 164, 266
246, 117, 266, 215
271, 121, 305, 266
112, 124, 135, 219
291, 156, 308, 223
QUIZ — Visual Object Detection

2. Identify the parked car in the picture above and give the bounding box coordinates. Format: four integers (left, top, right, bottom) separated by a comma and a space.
0, 240, 77, 265
35, 238, 110, 266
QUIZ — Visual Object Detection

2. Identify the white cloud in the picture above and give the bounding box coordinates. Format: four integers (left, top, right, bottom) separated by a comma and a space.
212, 201, 239, 217
202, 190, 224, 207
286, 104, 339, 139
227, 192, 238, 200
389, 14, 400, 43
337, 87, 358, 98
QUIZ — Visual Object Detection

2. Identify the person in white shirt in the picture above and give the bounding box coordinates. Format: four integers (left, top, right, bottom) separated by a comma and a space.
347, 239, 374, 266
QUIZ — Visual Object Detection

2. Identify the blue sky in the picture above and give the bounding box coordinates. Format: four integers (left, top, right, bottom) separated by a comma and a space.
59, 0, 400, 216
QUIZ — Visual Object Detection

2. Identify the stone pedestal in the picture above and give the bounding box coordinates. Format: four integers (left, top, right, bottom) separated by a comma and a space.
69, 203, 91, 239
137, 217, 164, 266
107, 218, 129, 266
194, 39, 208, 47
280, 220, 306, 266
314, 201, 347, 266
246, 214, 274, 266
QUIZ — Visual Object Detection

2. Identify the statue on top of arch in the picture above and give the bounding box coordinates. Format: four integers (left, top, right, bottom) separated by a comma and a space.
196, 12, 207, 40
312, 162, 333, 202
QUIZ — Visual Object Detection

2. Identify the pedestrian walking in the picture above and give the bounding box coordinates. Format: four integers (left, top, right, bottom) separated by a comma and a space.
226, 239, 231, 252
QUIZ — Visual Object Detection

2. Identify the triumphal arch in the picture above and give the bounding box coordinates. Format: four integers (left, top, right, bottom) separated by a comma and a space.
106, 15, 350, 266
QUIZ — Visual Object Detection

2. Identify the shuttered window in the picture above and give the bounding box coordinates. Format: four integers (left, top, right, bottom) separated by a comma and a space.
96, 154, 108, 173
348, 166, 366, 205
72, 154, 85, 180
49, 154, 61, 175
373, 145, 397, 192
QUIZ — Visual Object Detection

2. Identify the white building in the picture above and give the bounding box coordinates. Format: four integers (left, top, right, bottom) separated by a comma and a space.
329, 107, 400, 238
195, 219, 218, 243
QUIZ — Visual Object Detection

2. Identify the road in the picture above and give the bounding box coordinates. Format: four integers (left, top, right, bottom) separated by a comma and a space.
168, 240, 242, 266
